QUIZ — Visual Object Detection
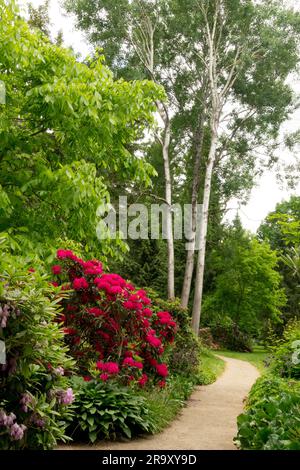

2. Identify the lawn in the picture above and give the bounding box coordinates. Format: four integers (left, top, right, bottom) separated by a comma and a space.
198, 348, 226, 384
216, 346, 269, 373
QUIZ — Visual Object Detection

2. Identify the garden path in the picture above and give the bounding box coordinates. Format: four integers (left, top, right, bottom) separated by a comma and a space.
62, 356, 259, 450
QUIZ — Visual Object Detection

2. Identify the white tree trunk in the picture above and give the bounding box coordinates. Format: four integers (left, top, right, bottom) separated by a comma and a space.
162, 118, 175, 299
131, 16, 175, 299
181, 115, 205, 308
191, 116, 219, 334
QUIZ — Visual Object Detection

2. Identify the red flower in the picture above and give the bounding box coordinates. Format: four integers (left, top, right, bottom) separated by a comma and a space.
143, 308, 153, 317
138, 373, 148, 387
52, 265, 62, 275
87, 307, 105, 317
57, 249, 73, 259
28, 267, 35, 273
66, 305, 77, 312
122, 357, 143, 369
156, 363, 168, 377
109, 285, 123, 295
146, 334, 162, 348
73, 277, 89, 290
100, 373, 109, 381
158, 380, 166, 388
50, 281, 59, 287
96, 361, 119, 374
63, 327, 77, 335
123, 300, 139, 310
83, 376, 92, 382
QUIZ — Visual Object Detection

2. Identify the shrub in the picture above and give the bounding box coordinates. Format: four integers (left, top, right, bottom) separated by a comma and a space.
269, 320, 300, 379
51, 250, 177, 387
0, 244, 75, 449
236, 320, 300, 451
236, 375, 300, 450
209, 316, 253, 352
145, 290, 201, 377
68, 377, 156, 442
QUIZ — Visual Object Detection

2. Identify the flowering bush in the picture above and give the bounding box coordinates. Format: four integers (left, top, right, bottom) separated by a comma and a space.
52, 249, 177, 387
0, 242, 75, 449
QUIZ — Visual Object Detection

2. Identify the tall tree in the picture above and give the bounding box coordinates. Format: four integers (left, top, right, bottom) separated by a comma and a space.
64, 0, 176, 297
259, 196, 300, 322
65, 0, 300, 328
188, 0, 300, 332
202, 216, 286, 337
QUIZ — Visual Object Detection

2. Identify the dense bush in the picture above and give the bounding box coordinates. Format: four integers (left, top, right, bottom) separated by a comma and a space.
51, 250, 177, 387
0, 242, 74, 449
67, 377, 156, 442
236, 321, 300, 450
208, 316, 253, 352
145, 289, 201, 377
236, 375, 300, 450
269, 320, 300, 379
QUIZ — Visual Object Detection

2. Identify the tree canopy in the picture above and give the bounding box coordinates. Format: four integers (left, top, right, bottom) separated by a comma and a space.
0, 0, 163, 261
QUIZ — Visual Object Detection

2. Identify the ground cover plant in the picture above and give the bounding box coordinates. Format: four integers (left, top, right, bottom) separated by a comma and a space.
236, 321, 300, 450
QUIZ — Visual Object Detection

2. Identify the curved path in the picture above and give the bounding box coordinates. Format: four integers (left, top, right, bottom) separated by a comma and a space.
63, 356, 259, 450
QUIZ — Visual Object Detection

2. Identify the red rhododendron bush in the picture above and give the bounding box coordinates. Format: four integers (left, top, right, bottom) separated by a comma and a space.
52, 250, 177, 388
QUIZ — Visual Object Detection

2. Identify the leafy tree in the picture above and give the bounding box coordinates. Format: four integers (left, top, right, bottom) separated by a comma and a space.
259, 196, 300, 322
202, 217, 286, 337
0, 1, 163, 262
28, 0, 50, 37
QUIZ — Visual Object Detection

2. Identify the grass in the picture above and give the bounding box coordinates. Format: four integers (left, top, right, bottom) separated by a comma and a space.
139, 349, 226, 431
216, 345, 269, 373
197, 348, 226, 384
139, 374, 195, 432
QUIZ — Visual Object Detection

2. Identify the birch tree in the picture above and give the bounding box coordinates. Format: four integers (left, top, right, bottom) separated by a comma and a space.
64, 0, 175, 298
191, 0, 300, 332
65, 0, 300, 312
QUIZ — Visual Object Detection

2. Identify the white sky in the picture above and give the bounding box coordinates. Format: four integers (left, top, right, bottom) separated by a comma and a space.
18, 0, 300, 233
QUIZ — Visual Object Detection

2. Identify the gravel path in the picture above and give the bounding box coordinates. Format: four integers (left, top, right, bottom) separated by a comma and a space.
62, 356, 259, 450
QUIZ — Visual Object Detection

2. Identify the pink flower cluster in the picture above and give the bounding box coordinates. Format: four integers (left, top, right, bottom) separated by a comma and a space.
122, 357, 143, 369
20, 393, 34, 413
55, 387, 75, 405
0, 303, 10, 328
52, 249, 178, 387
0, 410, 27, 441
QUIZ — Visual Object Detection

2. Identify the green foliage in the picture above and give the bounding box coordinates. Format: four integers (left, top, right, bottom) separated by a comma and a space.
236, 375, 300, 450
145, 290, 201, 376
65, 0, 300, 207
209, 316, 253, 352
0, 0, 163, 261
28, 0, 50, 37
236, 322, 300, 450
269, 320, 300, 379
197, 349, 225, 385
202, 218, 286, 338
68, 377, 156, 442
0, 239, 75, 449
258, 196, 300, 323
217, 346, 268, 373
138, 374, 195, 433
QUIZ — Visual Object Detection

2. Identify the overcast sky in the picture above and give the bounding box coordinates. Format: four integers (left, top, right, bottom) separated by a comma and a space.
19, 0, 300, 232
